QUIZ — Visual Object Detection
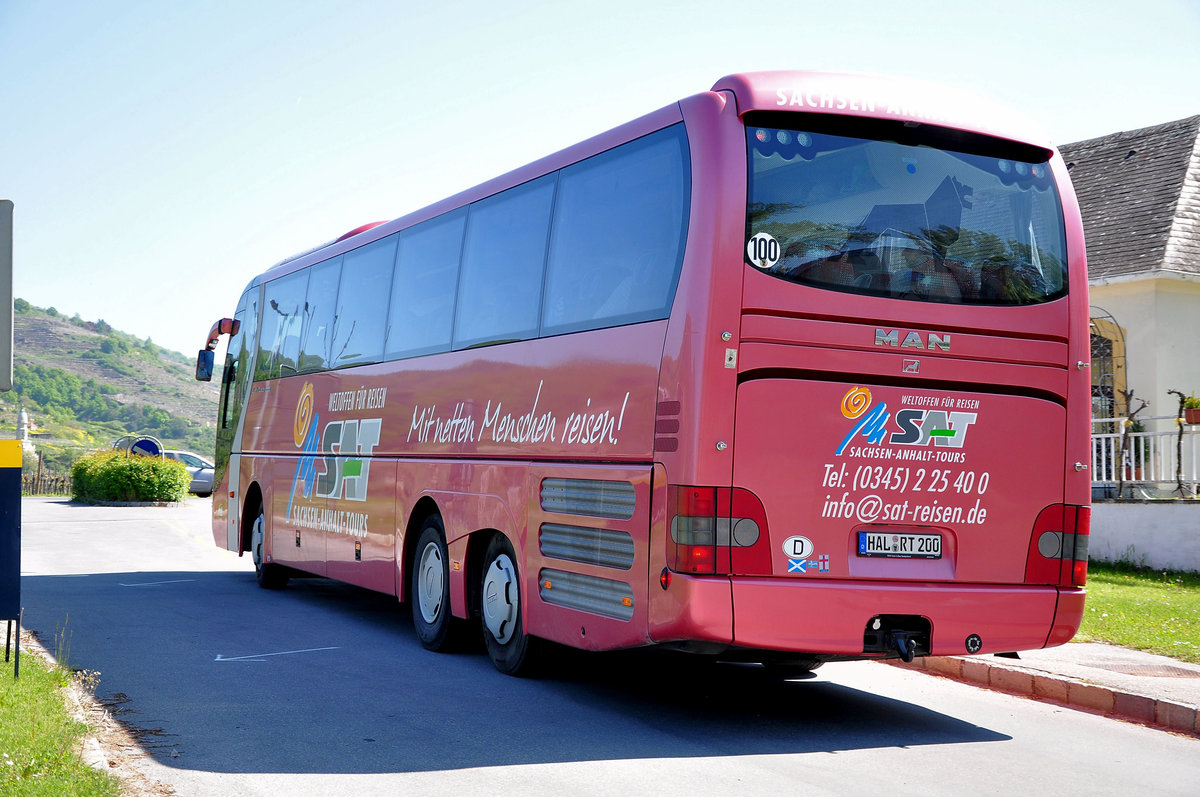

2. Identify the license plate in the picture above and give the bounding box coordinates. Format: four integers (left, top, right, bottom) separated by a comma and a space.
857, 531, 942, 559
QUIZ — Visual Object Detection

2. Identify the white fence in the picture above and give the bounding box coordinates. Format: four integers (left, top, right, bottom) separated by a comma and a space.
1091, 415, 1200, 497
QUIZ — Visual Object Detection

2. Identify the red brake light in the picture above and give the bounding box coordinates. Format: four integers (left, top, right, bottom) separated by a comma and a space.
668, 486, 719, 574
1071, 507, 1090, 587
666, 486, 772, 576
1024, 504, 1088, 587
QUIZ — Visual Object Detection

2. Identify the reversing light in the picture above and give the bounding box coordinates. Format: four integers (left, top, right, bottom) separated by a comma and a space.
776, 130, 792, 145
795, 132, 812, 147
1015, 162, 1028, 176
997, 159, 1012, 173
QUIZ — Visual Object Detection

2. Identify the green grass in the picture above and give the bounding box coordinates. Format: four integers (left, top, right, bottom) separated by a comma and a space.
0, 652, 119, 796
1076, 561, 1200, 664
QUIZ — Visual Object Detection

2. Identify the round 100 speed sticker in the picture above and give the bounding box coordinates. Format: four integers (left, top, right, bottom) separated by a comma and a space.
746, 232, 780, 269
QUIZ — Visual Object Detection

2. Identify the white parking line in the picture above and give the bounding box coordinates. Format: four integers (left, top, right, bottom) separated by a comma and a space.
118, 579, 198, 587
214, 646, 340, 662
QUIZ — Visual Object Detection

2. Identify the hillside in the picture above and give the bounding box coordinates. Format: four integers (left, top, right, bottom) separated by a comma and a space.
2, 300, 219, 469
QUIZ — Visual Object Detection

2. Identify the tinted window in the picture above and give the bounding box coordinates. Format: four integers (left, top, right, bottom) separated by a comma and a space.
386, 211, 465, 359
543, 126, 689, 334
298, 258, 342, 373
745, 124, 1067, 305
454, 175, 556, 348
222, 288, 256, 425
258, 270, 309, 379
332, 235, 396, 367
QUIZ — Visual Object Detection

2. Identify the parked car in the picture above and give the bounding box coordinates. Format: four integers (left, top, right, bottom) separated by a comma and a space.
163, 449, 215, 497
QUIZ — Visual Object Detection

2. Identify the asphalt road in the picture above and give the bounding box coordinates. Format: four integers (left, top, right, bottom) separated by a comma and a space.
17, 497, 1200, 796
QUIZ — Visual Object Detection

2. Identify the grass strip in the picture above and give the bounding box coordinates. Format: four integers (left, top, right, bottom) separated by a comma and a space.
0, 649, 119, 796
1076, 561, 1200, 664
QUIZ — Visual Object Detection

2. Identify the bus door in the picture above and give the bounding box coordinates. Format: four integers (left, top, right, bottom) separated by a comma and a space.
214, 287, 260, 552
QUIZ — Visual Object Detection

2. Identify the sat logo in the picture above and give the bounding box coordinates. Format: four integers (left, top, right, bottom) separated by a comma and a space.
287, 382, 382, 518
835, 386, 977, 455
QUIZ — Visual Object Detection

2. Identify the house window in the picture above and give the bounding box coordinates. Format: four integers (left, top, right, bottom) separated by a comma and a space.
1090, 311, 1127, 423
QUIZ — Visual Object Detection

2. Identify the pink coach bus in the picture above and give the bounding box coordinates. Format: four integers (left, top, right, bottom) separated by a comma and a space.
197, 71, 1090, 676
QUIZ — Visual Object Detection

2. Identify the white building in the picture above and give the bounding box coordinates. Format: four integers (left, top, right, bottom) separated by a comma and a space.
1060, 115, 1200, 423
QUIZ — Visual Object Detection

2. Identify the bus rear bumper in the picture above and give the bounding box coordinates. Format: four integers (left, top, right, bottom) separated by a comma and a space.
648, 574, 734, 648
729, 577, 1070, 657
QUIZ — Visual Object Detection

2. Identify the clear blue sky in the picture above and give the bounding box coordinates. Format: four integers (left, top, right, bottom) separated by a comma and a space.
2, 0, 1197, 359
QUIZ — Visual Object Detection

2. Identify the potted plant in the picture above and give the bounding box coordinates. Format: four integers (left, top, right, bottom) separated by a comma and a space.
1186, 395, 1200, 425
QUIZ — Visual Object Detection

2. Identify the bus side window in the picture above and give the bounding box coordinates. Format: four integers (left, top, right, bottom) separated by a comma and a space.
453, 175, 556, 349
332, 235, 396, 368
542, 126, 689, 335
258, 270, 309, 379
386, 212, 465, 359
298, 258, 342, 372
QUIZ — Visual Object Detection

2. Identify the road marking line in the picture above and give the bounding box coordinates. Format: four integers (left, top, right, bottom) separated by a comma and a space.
118, 579, 198, 587
214, 646, 340, 662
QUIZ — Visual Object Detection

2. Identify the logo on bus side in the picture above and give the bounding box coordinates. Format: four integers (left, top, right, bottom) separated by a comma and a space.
287, 381, 382, 521
835, 386, 977, 457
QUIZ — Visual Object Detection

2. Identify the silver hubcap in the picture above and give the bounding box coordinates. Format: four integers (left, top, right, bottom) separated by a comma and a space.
416, 540, 445, 625
251, 514, 265, 569
482, 553, 518, 644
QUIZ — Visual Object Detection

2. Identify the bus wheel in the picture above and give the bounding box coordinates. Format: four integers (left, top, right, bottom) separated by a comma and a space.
411, 517, 462, 651
250, 508, 289, 590
480, 534, 539, 676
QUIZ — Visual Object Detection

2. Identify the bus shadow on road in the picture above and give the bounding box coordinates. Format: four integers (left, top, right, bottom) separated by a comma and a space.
19, 570, 1009, 775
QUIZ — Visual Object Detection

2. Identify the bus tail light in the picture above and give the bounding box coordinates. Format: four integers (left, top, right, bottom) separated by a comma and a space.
728, 488, 772, 575
1024, 504, 1089, 587
668, 486, 721, 574
1069, 507, 1090, 587
666, 486, 772, 576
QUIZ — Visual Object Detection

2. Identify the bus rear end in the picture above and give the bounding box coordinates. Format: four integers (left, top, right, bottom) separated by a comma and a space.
657, 73, 1089, 664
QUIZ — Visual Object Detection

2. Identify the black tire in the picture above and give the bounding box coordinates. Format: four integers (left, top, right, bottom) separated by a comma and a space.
411, 517, 464, 651
250, 506, 289, 590
480, 534, 540, 676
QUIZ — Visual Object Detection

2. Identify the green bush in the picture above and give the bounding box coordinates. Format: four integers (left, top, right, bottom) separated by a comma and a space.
71, 450, 190, 503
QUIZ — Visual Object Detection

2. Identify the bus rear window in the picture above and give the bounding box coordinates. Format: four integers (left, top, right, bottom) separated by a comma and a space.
745, 122, 1068, 305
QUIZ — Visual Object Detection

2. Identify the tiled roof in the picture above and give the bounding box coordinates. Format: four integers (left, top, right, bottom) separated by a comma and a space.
1059, 115, 1200, 280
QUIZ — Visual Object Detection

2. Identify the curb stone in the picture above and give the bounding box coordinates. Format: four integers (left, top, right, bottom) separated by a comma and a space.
892, 655, 1200, 737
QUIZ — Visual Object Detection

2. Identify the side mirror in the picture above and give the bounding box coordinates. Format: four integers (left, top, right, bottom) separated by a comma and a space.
195, 349, 215, 382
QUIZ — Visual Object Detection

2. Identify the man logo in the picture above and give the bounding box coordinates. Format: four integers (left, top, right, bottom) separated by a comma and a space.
875, 328, 950, 351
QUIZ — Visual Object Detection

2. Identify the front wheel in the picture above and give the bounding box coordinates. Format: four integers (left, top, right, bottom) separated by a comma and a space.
480, 534, 540, 676
411, 517, 464, 651
250, 508, 289, 590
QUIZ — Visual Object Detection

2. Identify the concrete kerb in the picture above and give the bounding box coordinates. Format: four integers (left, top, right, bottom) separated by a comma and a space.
892, 655, 1200, 737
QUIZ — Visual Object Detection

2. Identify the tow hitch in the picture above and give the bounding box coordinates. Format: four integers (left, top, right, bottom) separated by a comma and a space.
863, 614, 931, 661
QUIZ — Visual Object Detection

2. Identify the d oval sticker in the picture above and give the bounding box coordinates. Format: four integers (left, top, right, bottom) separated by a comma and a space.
782, 536, 814, 559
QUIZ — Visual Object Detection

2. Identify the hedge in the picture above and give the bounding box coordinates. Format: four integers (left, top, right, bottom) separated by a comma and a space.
71, 450, 190, 503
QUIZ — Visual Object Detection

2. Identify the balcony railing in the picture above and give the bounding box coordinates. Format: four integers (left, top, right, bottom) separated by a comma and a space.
1091, 415, 1200, 497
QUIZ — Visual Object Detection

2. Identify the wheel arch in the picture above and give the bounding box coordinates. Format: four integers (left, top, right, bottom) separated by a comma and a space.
400, 495, 443, 602
240, 481, 265, 554
465, 528, 503, 621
